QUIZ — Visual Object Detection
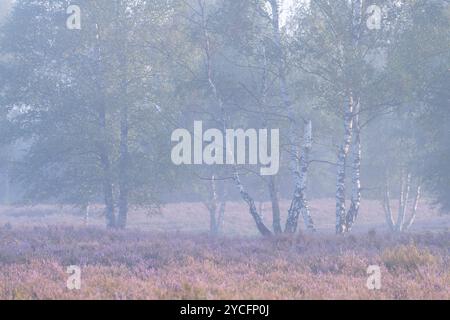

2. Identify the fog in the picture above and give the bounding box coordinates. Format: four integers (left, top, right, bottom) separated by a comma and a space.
0, 0, 14, 24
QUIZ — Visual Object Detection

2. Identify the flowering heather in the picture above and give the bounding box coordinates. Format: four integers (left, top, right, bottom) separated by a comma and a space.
0, 225, 448, 300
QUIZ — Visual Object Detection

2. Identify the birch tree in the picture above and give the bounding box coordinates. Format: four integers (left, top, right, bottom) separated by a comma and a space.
289, 0, 406, 233
265, 0, 316, 233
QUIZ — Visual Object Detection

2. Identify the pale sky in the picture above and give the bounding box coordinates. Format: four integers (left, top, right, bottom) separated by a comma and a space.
280, 0, 309, 27
0, 0, 307, 27
0, 0, 15, 24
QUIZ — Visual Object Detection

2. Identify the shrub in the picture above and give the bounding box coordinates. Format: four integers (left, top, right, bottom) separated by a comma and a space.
381, 244, 438, 272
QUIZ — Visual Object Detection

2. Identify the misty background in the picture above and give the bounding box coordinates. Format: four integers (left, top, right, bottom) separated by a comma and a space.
0, 0, 449, 236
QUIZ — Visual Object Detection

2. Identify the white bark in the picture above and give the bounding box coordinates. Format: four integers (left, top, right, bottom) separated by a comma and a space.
216, 199, 226, 234
383, 179, 395, 231
336, 1, 364, 234
84, 204, 90, 226
346, 106, 362, 231
396, 172, 411, 232
404, 185, 421, 231
267, 1, 315, 233
198, 0, 271, 237
286, 120, 315, 233
207, 175, 219, 234
384, 174, 421, 233
233, 172, 273, 237
204, 175, 227, 235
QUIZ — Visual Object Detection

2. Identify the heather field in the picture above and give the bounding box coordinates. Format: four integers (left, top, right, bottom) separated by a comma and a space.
0, 200, 448, 300
1, 0, 450, 305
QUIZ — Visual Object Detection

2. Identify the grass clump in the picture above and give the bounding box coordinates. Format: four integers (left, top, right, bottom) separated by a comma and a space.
381, 244, 438, 272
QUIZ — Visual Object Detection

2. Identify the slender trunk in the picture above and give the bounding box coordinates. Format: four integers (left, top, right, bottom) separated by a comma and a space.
336, 0, 362, 233
234, 172, 272, 237
98, 107, 116, 229
4, 157, 10, 205
268, 176, 282, 234
117, 38, 129, 229
95, 24, 115, 228
207, 175, 219, 235
396, 172, 411, 232
299, 122, 315, 232
209, 209, 217, 234
215, 181, 227, 234
199, 1, 271, 237
259, 201, 265, 216
268, 0, 291, 113
404, 185, 421, 231
84, 204, 90, 226
346, 108, 362, 231
100, 151, 116, 228
383, 178, 395, 231
336, 94, 355, 234
269, 0, 299, 184
216, 200, 226, 234
397, 172, 405, 227
117, 102, 129, 229
351, 0, 363, 47
259, 42, 282, 235
286, 120, 315, 233
269, 0, 316, 233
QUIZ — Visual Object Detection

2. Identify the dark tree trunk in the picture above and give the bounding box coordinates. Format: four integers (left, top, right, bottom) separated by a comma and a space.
117, 102, 129, 229
117, 27, 129, 229
268, 176, 282, 234
98, 110, 116, 229
234, 172, 273, 237
94, 24, 116, 229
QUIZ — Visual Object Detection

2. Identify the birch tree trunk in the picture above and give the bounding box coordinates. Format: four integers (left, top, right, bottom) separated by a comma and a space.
285, 120, 315, 233
335, 94, 355, 234
198, 0, 272, 237
384, 174, 420, 232
404, 185, 421, 231
216, 200, 226, 234
94, 24, 116, 228
99, 143, 116, 228
299, 121, 315, 232
206, 175, 219, 235
268, 0, 314, 232
396, 172, 411, 232
99, 141, 116, 228
336, 0, 363, 234
268, 0, 299, 178
260, 42, 282, 235
346, 105, 362, 231
84, 204, 90, 226
117, 44, 129, 230
234, 172, 273, 237
383, 178, 395, 231
4, 156, 10, 205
